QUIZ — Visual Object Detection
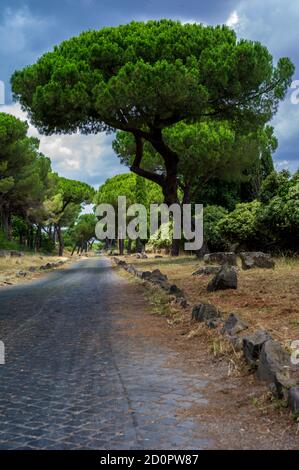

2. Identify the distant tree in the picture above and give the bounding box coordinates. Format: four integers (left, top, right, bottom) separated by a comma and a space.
0, 112, 51, 241
11, 20, 294, 255
68, 214, 97, 255
95, 173, 163, 254
44, 175, 94, 255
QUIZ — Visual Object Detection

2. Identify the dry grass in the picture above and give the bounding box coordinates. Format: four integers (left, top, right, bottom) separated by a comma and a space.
0, 254, 69, 286
120, 253, 299, 345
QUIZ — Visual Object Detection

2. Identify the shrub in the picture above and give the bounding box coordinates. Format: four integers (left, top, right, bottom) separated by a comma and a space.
258, 180, 299, 251
203, 205, 228, 251
147, 222, 173, 250
218, 200, 262, 249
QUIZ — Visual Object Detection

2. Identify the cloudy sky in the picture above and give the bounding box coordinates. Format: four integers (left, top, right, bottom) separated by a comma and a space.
0, 0, 298, 189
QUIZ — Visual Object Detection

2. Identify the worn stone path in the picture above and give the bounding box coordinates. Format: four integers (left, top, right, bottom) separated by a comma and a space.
0, 258, 210, 450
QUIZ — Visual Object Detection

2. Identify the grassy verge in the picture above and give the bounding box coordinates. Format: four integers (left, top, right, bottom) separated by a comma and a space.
0, 254, 70, 286
117, 253, 299, 348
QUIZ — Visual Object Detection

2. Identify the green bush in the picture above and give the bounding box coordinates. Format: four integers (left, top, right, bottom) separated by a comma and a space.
0, 229, 21, 251
258, 178, 299, 251
147, 222, 173, 250
218, 200, 262, 249
203, 205, 228, 251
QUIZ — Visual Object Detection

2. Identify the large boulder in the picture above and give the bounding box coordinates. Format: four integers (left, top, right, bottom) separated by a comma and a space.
192, 303, 220, 322
242, 330, 272, 365
240, 252, 275, 270
257, 340, 299, 398
192, 266, 221, 276
207, 265, 237, 292
204, 252, 237, 266
222, 313, 248, 336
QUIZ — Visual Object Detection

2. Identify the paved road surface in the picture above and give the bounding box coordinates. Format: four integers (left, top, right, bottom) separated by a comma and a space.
0, 258, 210, 450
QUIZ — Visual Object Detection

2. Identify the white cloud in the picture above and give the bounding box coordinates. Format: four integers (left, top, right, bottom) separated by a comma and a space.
0, 103, 125, 188
229, 0, 299, 57
226, 10, 239, 28
0, 7, 51, 56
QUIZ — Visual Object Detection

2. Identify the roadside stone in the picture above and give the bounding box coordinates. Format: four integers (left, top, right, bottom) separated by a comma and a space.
10, 250, 24, 257
150, 269, 168, 282
204, 252, 237, 266
222, 313, 248, 336
257, 340, 298, 398
192, 266, 221, 276
242, 330, 272, 365
240, 252, 275, 270
207, 265, 237, 292
28, 267, 37, 273
168, 284, 183, 297
154, 255, 163, 259
17, 271, 27, 277
126, 264, 137, 275
192, 303, 220, 322
140, 271, 152, 280
40, 263, 54, 270
205, 318, 224, 329
172, 297, 188, 309
288, 387, 299, 413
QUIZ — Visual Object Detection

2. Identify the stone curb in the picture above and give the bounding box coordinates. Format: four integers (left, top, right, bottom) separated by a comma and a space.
113, 257, 189, 308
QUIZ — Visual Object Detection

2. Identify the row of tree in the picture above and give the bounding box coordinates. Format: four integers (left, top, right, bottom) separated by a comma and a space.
0, 112, 95, 255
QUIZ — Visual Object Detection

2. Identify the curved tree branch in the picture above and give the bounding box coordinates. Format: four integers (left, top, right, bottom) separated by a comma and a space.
130, 134, 165, 188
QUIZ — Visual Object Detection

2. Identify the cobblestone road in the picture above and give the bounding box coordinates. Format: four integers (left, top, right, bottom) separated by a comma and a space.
0, 258, 210, 450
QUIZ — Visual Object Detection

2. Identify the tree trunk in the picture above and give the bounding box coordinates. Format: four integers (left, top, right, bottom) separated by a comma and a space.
56, 223, 64, 257
118, 238, 124, 255
1, 208, 12, 240
136, 237, 143, 253
127, 239, 132, 254
35, 225, 42, 252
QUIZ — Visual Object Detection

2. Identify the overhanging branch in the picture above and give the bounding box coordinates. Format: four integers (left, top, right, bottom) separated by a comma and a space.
130, 134, 165, 188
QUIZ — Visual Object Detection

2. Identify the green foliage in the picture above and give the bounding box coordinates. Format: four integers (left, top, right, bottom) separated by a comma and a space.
203, 205, 229, 251
260, 170, 292, 203
95, 173, 163, 209
0, 111, 95, 255
12, 20, 294, 214
67, 213, 97, 247
12, 20, 294, 135
147, 222, 173, 250
0, 229, 21, 250
258, 172, 299, 250
218, 200, 262, 248
114, 122, 278, 207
